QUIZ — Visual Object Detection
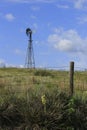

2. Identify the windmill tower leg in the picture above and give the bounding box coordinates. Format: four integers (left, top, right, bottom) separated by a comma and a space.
25, 28, 35, 69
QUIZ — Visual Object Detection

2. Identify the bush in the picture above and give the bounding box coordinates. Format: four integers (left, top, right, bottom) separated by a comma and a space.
34, 69, 54, 77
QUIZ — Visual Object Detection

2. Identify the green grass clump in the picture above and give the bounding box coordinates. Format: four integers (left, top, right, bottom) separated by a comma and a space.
34, 69, 54, 77
0, 87, 87, 129
0, 68, 87, 129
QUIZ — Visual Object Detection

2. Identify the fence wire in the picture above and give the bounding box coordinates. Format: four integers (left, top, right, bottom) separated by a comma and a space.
0, 65, 87, 97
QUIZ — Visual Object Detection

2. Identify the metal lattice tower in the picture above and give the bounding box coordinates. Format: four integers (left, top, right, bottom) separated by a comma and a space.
25, 28, 35, 68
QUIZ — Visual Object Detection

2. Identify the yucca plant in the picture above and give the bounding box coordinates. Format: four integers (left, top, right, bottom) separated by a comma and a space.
1, 85, 87, 130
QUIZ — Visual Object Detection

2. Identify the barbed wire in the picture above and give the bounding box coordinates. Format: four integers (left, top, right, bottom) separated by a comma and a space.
0, 65, 87, 95
0, 65, 87, 71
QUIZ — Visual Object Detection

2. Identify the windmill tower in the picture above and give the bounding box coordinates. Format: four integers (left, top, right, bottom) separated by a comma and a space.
25, 28, 35, 68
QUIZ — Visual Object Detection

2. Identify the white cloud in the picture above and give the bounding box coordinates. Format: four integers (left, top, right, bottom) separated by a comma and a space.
15, 49, 21, 55
19, 65, 24, 68
6, 0, 57, 3
33, 23, 38, 29
77, 15, 87, 24
56, 4, 69, 9
0, 59, 6, 67
3, 0, 87, 10
48, 28, 87, 68
0, 59, 24, 68
65, 0, 87, 9
6, 64, 24, 68
68, 0, 87, 9
55, 39, 73, 52
48, 28, 87, 53
14, 49, 24, 55
3, 0, 87, 9
30, 6, 40, 11
31, 23, 38, 33
5, 13, 15, 21
74, 0, 86, 9
30, 15, 37, 19
57, 0, 87, 10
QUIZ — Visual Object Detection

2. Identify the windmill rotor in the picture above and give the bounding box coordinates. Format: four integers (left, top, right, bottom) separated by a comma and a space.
26, 28, 32, 36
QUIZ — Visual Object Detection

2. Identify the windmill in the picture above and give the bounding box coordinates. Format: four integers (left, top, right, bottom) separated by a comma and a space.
25, 28, 35, 68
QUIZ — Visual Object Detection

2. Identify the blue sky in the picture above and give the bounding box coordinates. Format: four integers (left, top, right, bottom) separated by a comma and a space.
0, 0, 87, 69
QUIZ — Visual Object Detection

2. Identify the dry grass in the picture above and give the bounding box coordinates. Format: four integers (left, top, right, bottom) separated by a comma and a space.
0, 68, 87, 95
0, 68, 87, 129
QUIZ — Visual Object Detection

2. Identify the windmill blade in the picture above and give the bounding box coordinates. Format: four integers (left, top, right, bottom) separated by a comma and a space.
26, 28, 32, 36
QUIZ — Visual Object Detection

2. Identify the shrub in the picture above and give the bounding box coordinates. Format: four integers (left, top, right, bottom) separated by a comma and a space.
0, 87, 87, 129
34, 69, 54, 77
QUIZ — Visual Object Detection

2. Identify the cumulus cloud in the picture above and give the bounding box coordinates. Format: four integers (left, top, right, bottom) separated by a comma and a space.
55, 39, 73, 52
48, 28, 87, 53
5, 13, 15, 21
48, 28, 87, 68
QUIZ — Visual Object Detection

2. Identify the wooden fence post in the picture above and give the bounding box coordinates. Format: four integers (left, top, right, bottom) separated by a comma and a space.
70, 61, 74, 96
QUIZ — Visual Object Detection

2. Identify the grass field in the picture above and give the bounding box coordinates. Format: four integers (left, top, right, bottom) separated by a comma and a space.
0, 68, 87, 94
0, 68, 69, 95
0, 68, 87, 130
